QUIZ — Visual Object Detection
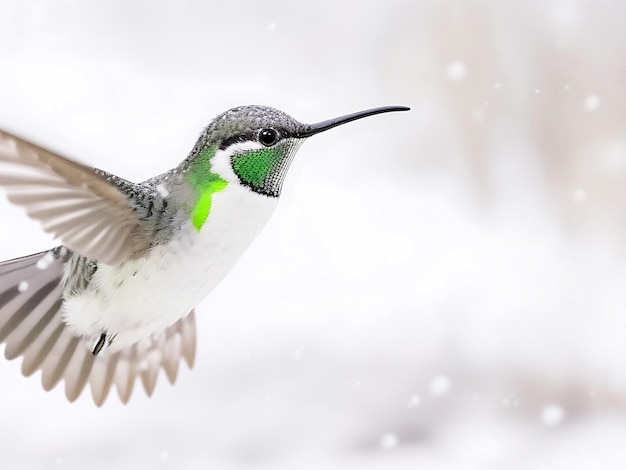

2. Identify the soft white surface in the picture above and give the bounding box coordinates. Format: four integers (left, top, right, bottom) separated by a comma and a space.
0, 1, 625, 468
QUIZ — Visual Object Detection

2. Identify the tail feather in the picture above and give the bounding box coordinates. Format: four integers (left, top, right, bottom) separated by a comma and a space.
6, 298, 62, 360
64, 346, 95, 402
89, 351, 119, 406
22, 322, 64, 376
3, 281, 60, 359
42, 334, 79, 391
0, 249, 198, 405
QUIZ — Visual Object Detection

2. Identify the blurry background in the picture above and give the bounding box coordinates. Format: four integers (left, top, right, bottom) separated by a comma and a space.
0, 0, 625, 468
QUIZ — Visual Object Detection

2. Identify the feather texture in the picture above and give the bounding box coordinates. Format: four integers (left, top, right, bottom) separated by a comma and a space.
0, 251, 196, 405
0, 131, 145, 265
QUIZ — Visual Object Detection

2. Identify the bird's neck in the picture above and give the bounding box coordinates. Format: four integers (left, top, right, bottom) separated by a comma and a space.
184, 146, 229, 231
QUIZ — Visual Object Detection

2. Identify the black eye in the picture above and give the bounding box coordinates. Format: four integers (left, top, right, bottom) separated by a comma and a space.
258, 128, 279, 147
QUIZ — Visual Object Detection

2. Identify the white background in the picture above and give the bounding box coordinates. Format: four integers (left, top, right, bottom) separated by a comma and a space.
0, 1, 625, 468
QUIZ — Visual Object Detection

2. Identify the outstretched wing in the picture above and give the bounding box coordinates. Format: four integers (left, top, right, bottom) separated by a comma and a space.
0, 250, 196, 405
0, 130, 146, 266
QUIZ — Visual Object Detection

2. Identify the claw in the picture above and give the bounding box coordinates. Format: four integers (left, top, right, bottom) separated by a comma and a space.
92, 333, 107, 356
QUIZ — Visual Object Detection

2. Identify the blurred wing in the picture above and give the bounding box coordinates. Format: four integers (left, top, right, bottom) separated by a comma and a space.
0, 251, 197, 405
0, 130, 144, 265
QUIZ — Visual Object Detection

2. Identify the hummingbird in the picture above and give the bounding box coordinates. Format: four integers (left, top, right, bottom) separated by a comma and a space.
0, 104, 409, 405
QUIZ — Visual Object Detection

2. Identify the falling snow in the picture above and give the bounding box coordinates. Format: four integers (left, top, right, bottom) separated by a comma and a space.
36, 252, 54, 270
380, 433, 398, 450
572, 189, 586, 201
584, 95, 600, 110
430, 376, 451, 397
447, 61, 466, 80
407, 395, 421, 408
156, 184, 170, 197
541, 405, 565, 426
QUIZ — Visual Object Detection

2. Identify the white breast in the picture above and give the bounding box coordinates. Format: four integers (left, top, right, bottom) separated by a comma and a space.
62, 183, 278, 350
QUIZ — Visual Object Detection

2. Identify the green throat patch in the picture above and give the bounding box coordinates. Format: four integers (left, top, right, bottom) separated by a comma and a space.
231, 147, 289, 197
187, 146, 228, 231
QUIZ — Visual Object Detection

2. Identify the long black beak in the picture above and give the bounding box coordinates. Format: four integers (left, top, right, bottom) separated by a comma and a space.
296, 106, 410, 138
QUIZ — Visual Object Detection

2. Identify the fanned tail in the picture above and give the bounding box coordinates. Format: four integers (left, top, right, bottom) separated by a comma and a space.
0, 249, 197, 405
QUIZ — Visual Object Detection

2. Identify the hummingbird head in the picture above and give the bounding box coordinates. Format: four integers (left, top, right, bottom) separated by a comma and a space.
196, 105, 305, 198
180, 104, 408, 231
188, 104, 410, 198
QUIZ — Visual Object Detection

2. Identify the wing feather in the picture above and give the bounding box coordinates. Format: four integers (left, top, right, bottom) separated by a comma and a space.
114, 352, 136, 404
90, 352, 119, 406
64, 347, 95, 402
0, 130, 150, 265
0, 251, 197, 405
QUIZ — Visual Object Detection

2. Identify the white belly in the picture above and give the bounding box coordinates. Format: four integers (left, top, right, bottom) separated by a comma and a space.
61, 184, 277, 350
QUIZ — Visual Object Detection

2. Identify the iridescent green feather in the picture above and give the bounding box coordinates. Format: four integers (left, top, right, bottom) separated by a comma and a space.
231, 148, 282, 188
187, 146, 228, 231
